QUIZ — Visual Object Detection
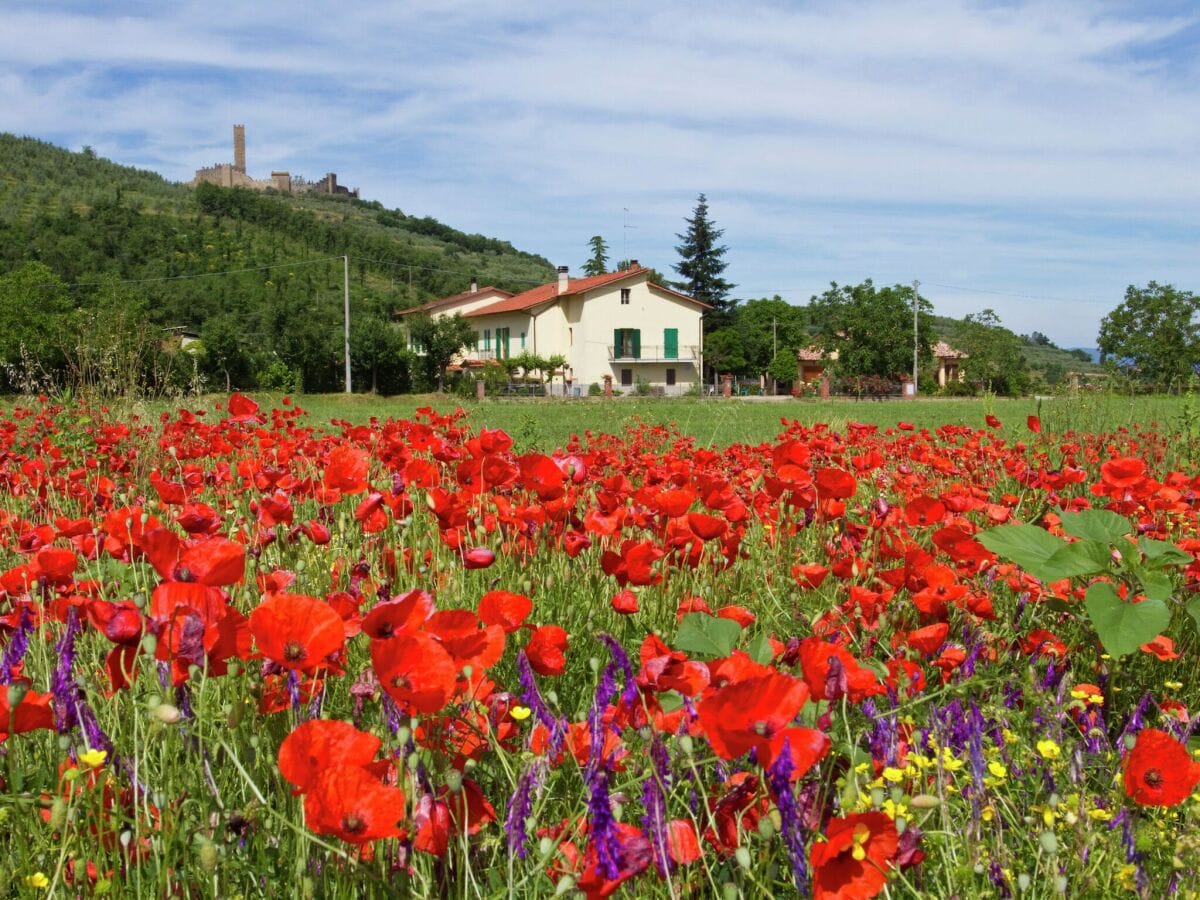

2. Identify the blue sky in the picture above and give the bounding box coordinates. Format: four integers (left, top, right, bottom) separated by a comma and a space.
3, 0, 1199, 346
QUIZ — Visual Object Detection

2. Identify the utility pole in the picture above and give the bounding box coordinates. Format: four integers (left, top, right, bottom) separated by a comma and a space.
772, 316, 777, 357
622, 208, 637, 266
343, 255, 352, 394
912, 279, 920, 393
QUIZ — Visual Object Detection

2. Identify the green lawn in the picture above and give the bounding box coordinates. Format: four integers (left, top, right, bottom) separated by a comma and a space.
231, 392, 1190, 451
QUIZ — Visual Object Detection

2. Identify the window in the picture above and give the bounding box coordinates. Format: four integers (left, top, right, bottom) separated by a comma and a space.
663, 328, 678, 359
569, 327, 573, 347
620, 288, 631, 305
484, 329, 491, 351
621, 368, 633, 386
496, 327, 510, 359
520, 332, 526, 349
666, 368, 676, 386
476, 331, 482, 351
613, 328, 640, 359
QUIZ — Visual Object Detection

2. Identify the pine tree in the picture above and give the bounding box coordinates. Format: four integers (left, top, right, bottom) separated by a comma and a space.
672, 194, 734, 317
583, 235, 609, 276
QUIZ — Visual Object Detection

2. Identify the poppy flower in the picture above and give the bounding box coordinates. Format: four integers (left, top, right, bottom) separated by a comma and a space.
611, 589, 639, 614
323, 445, 370, 495
304, 764, 406, 845
1100, 457, 1147, 489
1026, 415, 1041, 434
477, 591, 533, 632
278, 719, 383, 794
1139, 635, 1178, 660
226, 392, 261, 421
249, 593, 345, 672
903, 496, 945, 528
697, 671, 810, 760
462, 547, 496, 570
985, 414, 1001, 428
815, 468, 858, 501
525, 625, 569, 676
796, 638, 885, 703
811, 812, 898, 900
0, 688, 55, 740
362, 589, 433, 640
1123, 728, 1200, 807
371, 632, 458, 714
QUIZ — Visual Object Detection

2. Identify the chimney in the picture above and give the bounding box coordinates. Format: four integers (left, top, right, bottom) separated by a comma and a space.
233, 124, 246, 172
469, 277, 478, 294
557, 265, 569, 295
629, 259, 639, 269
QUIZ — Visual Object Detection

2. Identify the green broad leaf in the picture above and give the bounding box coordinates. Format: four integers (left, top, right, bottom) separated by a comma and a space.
1083, 582, 1170, 658
977, 524, 1067, 576
1186, 596, 1200, 636
1134, 568, 1173, 602
1040, 540, 1112, 580
1138, 538, 1194, 567
745, 631, 775, 665
1057, 509, 1131, 544
674, 612, 741, 659
657, 691, 684, 713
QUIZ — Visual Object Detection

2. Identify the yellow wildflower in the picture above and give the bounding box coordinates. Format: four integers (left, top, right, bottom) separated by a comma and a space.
510, 706, 532, 721
79, 748, 108, 769
24, 873, 49, 889
1036, 739, 1061, 760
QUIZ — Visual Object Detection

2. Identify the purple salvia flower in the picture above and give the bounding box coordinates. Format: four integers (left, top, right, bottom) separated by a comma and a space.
586, 767, 621, 881
598, 634, 638, 709
0, 605, 33, 684
50, 607, 82, 733
641, 736, 673, 876
517, 651, 566, 754
505, 760, 543, 859
286, 669, 302, 712
989, 861, 1012, 898
767, 743, 809, 894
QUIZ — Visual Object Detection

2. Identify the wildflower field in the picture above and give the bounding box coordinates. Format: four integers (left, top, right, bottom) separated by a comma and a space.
1, 394, 1198, 898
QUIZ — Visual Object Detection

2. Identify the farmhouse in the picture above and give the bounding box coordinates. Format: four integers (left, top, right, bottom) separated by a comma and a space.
405, 264, 709, 394
796, 340, 967, 388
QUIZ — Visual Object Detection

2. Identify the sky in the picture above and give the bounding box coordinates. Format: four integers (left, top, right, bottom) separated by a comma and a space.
3, 0, 1199, 347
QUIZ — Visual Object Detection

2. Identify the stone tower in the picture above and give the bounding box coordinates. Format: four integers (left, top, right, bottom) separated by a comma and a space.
233, 124, 246, 172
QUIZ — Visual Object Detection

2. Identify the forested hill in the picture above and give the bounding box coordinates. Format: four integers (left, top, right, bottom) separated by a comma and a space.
929, 314, 1100, 378
0, 134, 554, 391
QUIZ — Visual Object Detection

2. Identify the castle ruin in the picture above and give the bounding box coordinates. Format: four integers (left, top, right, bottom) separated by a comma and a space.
191, 125, 359, 199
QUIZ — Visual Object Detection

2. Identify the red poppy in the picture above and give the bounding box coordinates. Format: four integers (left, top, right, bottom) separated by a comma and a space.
611, 589, 639, 614
985, 414, 1001, 428
0, 688, 55, 741
477, 591, 533, 632
697, 671, 810, 760
525, 625, 569, 676
323, 445, 371, 495
303, 765, 405, 845
1101, 457, 1147, 489
226, 392, 261, 421
249, 593, 345, 672
904, 496, 945, 528
905, 623, 950, 656
791, 563, 830, 590
278, 719, 383, 794
462, 547, 496, 570
1026, 415, 1041, 434
1139, 635, 1178, 660
765, 726, 832, 776
796, 638, 885, 703
810, 812, 898, 900
1124, 728, 1200, 807
362, 589, 433, 640
815, 468, 858, 500
371, 632, 458, 714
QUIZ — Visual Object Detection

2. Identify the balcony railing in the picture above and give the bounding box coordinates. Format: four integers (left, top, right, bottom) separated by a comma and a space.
608, 345, 699, 362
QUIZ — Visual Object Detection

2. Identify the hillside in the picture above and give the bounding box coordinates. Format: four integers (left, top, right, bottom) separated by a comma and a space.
930, 313, 1101, 383
0, 134, 555, 391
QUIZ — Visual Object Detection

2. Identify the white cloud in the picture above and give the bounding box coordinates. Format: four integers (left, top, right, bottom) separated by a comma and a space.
1, 0, 1198, 343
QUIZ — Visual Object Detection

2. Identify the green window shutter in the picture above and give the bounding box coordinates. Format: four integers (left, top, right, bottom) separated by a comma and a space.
632, 329, 641, 359
521, 332, 526, 349
614, 328, 622, 358
664, 328, 678, 359
476, 330, 482, 351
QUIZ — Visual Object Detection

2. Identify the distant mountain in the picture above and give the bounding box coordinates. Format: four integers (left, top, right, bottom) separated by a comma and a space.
929, 314, 1103, 381
0, 134, 555, 391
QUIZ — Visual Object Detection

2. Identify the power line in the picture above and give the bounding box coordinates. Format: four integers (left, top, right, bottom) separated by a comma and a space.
40, 256, 346, 291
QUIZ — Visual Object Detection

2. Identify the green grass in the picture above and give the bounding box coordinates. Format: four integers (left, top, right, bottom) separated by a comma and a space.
214, 393, 1191, 451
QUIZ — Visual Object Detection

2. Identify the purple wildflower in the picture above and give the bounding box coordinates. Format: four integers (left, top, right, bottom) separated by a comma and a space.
642, 736, 672, 876
767, 742, 808, 893
586, 767, 621, 881
517, 651, 566, 755
0, 605, 33, 684
505, 760, 543, 859
50, 607, 82, 733
598, 634, 638, 708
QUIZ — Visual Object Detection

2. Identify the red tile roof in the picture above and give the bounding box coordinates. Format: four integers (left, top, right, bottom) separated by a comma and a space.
396, 286, 512, 316
463, 266, 711, 318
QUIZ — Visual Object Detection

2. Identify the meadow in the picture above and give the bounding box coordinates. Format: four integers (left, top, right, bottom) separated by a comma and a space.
0, 392, 1197, 898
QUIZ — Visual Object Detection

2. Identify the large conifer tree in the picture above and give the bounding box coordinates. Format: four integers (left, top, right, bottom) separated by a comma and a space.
672, 194, 734, 320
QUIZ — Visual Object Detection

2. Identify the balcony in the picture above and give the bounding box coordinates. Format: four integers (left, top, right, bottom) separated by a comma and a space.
608, 345, 699, 362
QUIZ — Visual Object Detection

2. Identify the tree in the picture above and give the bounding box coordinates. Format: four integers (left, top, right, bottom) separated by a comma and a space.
199, 313, 253, 391
0, 262, 72, 390
807, 280, 934, 381
767, 347, 799, 386
350, 315, 404, 394
957, 309, 1031, 396
672, 194, 734, 322
1097, 282, 1200, 388
615, 260, 669, 285
583, 236, 609, 277
703, 327, 750, 386
732, 296, 806, 375
407, 313, 476, 392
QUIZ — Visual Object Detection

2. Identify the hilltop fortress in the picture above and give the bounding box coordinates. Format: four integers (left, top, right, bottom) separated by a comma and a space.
191, 125, 359, 198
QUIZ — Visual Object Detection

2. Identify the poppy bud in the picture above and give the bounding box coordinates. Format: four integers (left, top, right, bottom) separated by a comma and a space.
554, 876, 576, 896
444, 770, 463, 793
6, 683, 28, 708
196, 837, 218, 871
910, 794, 941, 809
49, 798, 67, 830
463, 547, 495, 569
153, 703, 182, 724
735, 847, 752, 870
